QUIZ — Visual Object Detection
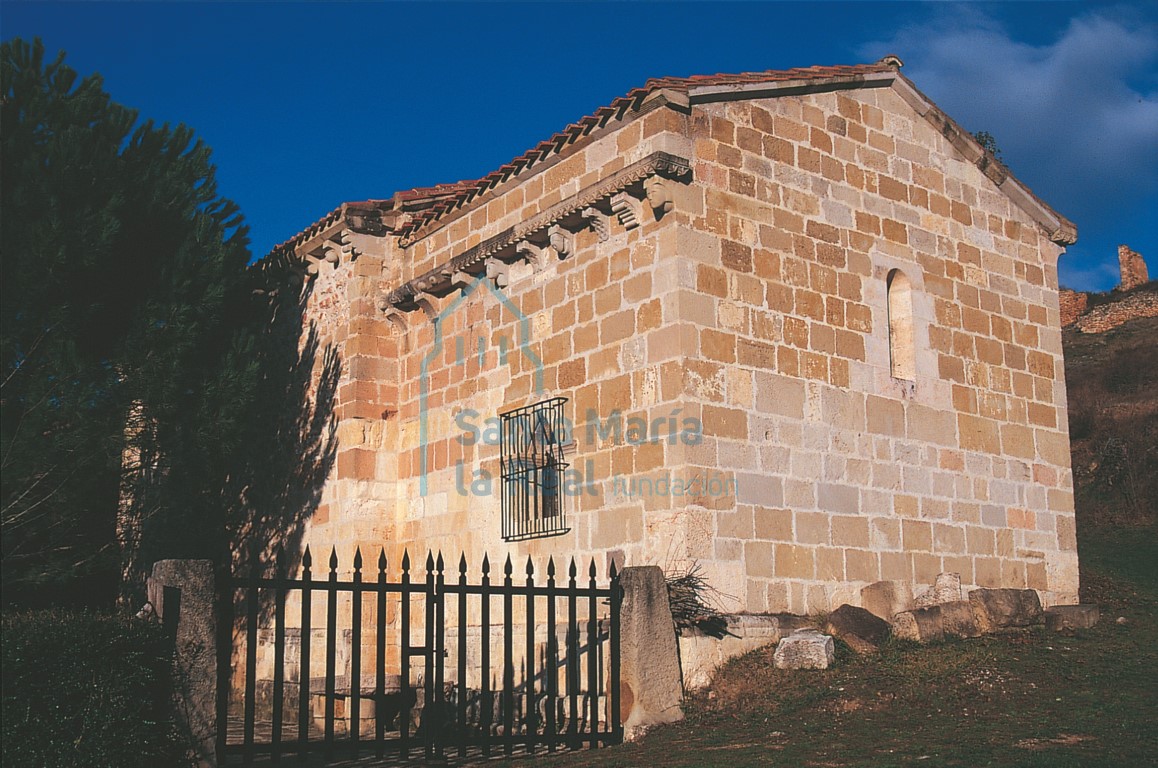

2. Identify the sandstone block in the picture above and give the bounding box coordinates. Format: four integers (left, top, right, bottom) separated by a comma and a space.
914, 572, 962, 608
773, 629, 835, 670
968, 588, 1043, 632
891, 606, 943, 643
824, 604, 890, 654
861, 580, 913, 621
620, 566, 684, 740
1044, 604, 1100, 632
939, 600, 983, 638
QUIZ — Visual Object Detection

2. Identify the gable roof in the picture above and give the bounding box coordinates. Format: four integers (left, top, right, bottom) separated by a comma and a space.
266, 59, 1075, 262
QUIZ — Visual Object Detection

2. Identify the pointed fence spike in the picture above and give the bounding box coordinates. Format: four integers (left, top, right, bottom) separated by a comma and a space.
547, 557, 556, 577
459, 552, 468, 573
329, 547, 339, 570
436, 551, 445, 572
526, 556, 535, 577
609, 560, 618, 579
569, 558, 577, 579
589, 558, 597, 578
401, 549, 411, 571
426, 551, 435, 571
378, 548, 387, 571
482, 553, 491, 574
353, 547, 363, 570
302, 546, 313, 569
504, 554, 513, 576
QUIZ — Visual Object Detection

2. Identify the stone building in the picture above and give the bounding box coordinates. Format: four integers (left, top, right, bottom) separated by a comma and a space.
259, 58, 1080, 616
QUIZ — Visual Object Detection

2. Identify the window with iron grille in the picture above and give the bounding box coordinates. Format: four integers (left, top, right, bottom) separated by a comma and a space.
500, 397, 570, 541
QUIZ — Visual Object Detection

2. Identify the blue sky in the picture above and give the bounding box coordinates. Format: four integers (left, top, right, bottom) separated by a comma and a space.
3, 2, 1155, 291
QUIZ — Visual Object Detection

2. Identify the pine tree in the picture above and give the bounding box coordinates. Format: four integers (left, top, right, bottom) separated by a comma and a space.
1, 38, 258, 606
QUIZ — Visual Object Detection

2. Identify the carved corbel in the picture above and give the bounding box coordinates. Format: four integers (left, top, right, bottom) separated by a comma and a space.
581, 207, 610, 242
413, 291, 439, 321
643, 176, 674, 217
485, 258, 510, 289
610, 192, 641, 230
451, 270, 477, 291
516, 240, 550, 271
332, 231, 360, 263
303, 254, 324, 277
547, 225, 573, 259
382, 308, 408, 334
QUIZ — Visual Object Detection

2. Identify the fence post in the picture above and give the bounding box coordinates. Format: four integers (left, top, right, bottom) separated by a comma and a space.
618, 566, 683, 741
148, 559, 218, 767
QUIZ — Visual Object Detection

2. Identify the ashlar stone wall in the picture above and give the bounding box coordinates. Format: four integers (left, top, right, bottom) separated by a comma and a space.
674, 85, 1077, 613
271, 73, 1080, 626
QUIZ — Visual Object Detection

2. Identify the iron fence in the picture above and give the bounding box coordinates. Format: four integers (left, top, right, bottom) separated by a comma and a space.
219, 546, 621, 764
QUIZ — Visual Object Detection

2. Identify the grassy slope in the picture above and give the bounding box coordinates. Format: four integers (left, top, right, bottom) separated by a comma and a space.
494, 315, 1158, 768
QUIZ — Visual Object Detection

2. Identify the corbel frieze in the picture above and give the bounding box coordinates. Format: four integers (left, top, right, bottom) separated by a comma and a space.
384, 151, 691, 311
516, 240, 550, 271
610, 192, 642, 230
547, 226, 572, 260
485, 258, 511, 289
643, 175, 674, 216
298, 229, 361, 281
581, 207, 610, 242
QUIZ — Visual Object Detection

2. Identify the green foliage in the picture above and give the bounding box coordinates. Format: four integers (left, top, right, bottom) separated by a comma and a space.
1, 610, 184, 768
1, 38, 258, 605
974, 130, 1005, 161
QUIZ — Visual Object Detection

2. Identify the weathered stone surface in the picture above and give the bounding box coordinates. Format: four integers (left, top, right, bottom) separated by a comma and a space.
1045, 604, 1100, 631
620, 566, 684, 740
1119, 244, 1149, 291
1059, 289, 1088, 326
940, 600, 983, 638
914, 572, 962, 608
861, 580, 913, 622
679, 614, 781, 690
891, 606, 944, 643
773, 629, 835, 669
968, 588, 1044, 632
149, 560, 217, 767
824, 604, 890, 654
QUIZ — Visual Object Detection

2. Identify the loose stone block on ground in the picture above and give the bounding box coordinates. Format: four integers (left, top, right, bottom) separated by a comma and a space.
968, 588, 1043, 632
891, 606, 944, 643
1044, 604, 1100, 631
824, 604, 890, 653
773, 629, 835, 670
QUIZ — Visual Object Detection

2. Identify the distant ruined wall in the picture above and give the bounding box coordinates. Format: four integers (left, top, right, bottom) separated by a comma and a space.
1072, 290, 1158, 334
1118, 245, 1149, 292
1059, 290, 1087, 327
1062, 245, 1152, 332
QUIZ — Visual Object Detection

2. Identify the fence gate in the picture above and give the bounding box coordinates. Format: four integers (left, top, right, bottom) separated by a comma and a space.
218, 547, 622, 765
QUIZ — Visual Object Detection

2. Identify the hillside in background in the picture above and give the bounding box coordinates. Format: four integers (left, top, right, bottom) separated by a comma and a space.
1063, 287, 1158, 531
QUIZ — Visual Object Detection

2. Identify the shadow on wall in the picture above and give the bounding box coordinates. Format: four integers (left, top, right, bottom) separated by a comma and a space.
118, 260, 338, 611
226, 263, 340, 584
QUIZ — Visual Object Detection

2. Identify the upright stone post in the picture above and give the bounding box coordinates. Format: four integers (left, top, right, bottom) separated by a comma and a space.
618, 565, 683, 740
148, 559, 218, 767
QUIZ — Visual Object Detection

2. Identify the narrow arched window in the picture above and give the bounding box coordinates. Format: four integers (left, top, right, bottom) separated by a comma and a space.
887, 269, 915, 381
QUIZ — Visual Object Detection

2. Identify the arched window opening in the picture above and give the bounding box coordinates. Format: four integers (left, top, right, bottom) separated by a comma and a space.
887, 269, 916, 381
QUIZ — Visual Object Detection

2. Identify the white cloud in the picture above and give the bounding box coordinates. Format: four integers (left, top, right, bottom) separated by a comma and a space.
861, 9, 1158, 244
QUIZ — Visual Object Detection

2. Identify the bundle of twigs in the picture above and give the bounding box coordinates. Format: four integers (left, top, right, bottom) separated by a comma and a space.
665, 562, 732, 638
